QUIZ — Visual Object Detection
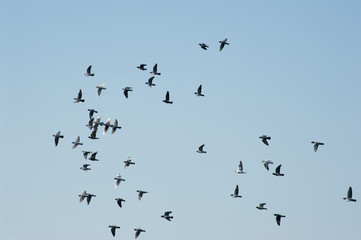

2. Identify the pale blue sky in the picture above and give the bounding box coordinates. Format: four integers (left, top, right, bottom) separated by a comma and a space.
1, 1, 361, 239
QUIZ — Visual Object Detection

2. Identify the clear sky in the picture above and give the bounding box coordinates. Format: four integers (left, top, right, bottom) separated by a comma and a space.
1, 0, 360, 239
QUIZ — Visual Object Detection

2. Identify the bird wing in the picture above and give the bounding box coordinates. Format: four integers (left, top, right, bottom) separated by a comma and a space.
260, 203, 266, 207
111, 227, 116, 236
149, 76, 154, 84
220, 42, 225, 51
314, 143, 319, 152
86, 195, 92, 204
198, 85, 202, 94
117, 199, 123, 208
153, 63, 158, 73
276, 215, 281, 225
239, 161, 243, 171
199, 144, 205, 151
348, 187, 353, 198
54, 136, 59, 146
234, 185, 239, 195
135, 230, 140, 239
78, 89, 82, 98
262, 138, 269, 145
87, 65, 92, 74
264, 162, 269, 170
124, 89, 128, 98
165, 91, 170, 101
275, 165, 281, 174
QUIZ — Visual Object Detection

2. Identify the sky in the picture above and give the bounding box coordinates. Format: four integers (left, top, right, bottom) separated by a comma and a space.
1, 0, 361, 239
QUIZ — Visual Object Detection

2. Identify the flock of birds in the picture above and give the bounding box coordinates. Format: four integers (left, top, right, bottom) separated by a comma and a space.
52, 38, 357, 237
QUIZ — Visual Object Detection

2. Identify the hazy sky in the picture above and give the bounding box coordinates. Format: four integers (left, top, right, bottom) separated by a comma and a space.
1, 1, 360, 239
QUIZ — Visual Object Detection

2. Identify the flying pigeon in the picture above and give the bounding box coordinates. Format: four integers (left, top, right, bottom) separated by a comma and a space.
88, 109, 98, 119
194, 84, 204, 96
137, 190, 148, 200
96, 83, 106, 97
80, 164, 91, 171
311, 141, 324, 152
145, 76, 156, 87
74, 89, 85, 103
256, 203, 267, 210
273, 164, 284, 176
235, 161, 246, 174
262, 160, 273, 170
343, 187, 357, 202
82, 151, 92, 160
53, 131, 64, 146
79, 191, 88, 203
86, 118, 94, 129
124, 157, 135, 168
88, 152, 99, 161
84, 65, 94, 77
259, 135, 271, 146
219, 38, 229, 51
111, 119, 121, 134
199, 43, 209, 50
92, 116, 102, 131
231, 185, 242, 198
163, 91, 173, 104
134, 228, 145, 239
115, 198, 126, 208
109, 225, 120, 237
137, 64, 147, 71
196, 144, 207, 153
88, 129, 99, 140
72, 136, 83, 149
114, 174, 125, 188
102, 118, 111, 135
150, 63, 161, 75
161, 211, 173, 221
123, 87, 133, 98
274, 214, 286, 226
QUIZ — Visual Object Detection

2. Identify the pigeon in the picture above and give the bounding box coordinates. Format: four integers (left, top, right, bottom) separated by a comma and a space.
235, 161, 246, 174
80, 164, 91, 171
88, 109, 98, 119
343, 187, 357, 202
109, 225, 120, 237
161, 211, 173, 221
88, 152, 99, 161
102, 118, 111, 135
84, 65, 94, 76
199, 43, 209, 50
93, 116, 102, 131
114, 174, 125, 188
137, 64, 147, 71
115, 198, 126, 208
231, 185, 242, 198
88, 129, 99, 140
256, 203, 267, 210
145, 76, 156, 87
137, 190, 148, 200
196, 144, 207, 153
311, 141, 324, 152
274, 214, 286, 226
259, 135, 271, 146
150, 63, 161, 75
79, 191, 88, 203
123, 87, 133, 98
82, 151, 92, 160
86, 118, 94, 129
273, 164, 284, 176
124, 157, 135, 168
111, 119, 122, 134
74, 89, 85, 103
53, 131, 64, 146
262, 160, 273, 170
194, 84, 204, 96
72, 136, 83, 149
163, 91, 173, 104
134, 228, 145, 239
219, 38, 229, 51
96, 83, 106, 97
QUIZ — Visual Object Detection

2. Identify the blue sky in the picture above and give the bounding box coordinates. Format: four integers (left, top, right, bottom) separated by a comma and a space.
1, 1, 361, 239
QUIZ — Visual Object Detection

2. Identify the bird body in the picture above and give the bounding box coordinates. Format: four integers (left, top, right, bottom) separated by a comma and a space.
134, 228, 145, 239
109, 225, 120, 237
343, 187, 357, 202
256, 203, 267, 210
102, 118, 111, 135
199, 43, 209, 50
273, 164, 284, 176
124, 157, 135, 168
111, 119, 121, 134
274, 214, 286, 226
137, 64, 147, 71
88, 109, 98, 119
84, 65, 94, 76
96, 83, 106, 97
235, 161, 246, 174
194, 84, 204, 96
114, 174, 125, 188
82, 151, 92, 160
311, 141, 324, 152
262, 160, 273, 170
137, 190, 148, 200
163, 91, 173, 104
259, 135, 271, 145
88, 129, 99, 139
219, 38, 229, 51
53, 131, 64, 146
123, 87, 133, 98
161, 211, 173, 221
80, 164, 91, 171
72, 136, 83, 149
115, 198, 126, 208
150, 63, 161, 75
74, 89, 85, 103
231, 185, 242, 198
145, 76, 156, 87
88, 152, 99, 161
196, 144, 207, 153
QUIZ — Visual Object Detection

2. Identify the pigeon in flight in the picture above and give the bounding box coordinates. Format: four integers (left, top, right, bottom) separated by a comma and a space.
161, 211, 173, 221
231, 185, 242, 198
274, 214, 286, 226
92, 116, 102, 131
262, 160, 273, 171
196, 144, 207, 153
235, 161, 246, 174
74, 89, 85, 103
115, 198, 126, 208
88, 109, 98, 119
343, 187, 357, 202
84, 65, 94, 76
123, 87, 133, 98
80, 164, 91, 171
137, 190, 148, 200
194, 84, 204, 97
134, 228, 145, 239
145, 76, 156, 87
109, 225, 120, 237
114, 174, 125, 188
256, 203, 267, 210
259, 135, 271, 146
219, 38, 229, 51
124, 157, 135, 168
102, 118, 111, 135
53, 131, 64, 146
273, 164, 284, 176
150, 63, 161, 75
82, 151, 92, 160
72, 136, 83, 149
88, 152, 99, 161
86, 118, 94, 129
111, 119, 122, 134
311, 141, 324, 152
96, 83, 106, 97
88, 129, 99, 140
163, 91, 173, 104
199, 43, 209, 50
137, 64, 147, 71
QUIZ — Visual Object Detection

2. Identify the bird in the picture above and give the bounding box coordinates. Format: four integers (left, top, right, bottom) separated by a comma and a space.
231, 185, 242, 198
273, 164, 284, 176
86, 193, 96, 205
145, 76, 156, 87
123, 87, 133, 98
86, 118, 94, 129
92, 116, 102, 131
74, 89, 85, 103
88, 152, 99, 161
262, 160, 273, 170
72, 136, 83, 149
259, 135, 271, 146
137, 64, 147, 71
256, 203, 267, 210
274, 214, 286, 226
150, 63, 161, 75
115, 198, 126, 208
80, 164, 91, 171
196, 144, 207, 153
88, 109, 98, 119
343, 187, 357, 202
137, 190, 148, 200
79, 191, 88, 203
88, 129, 99, 140
219, 38, 229, 51
163, 91, 173, 104
161, 211, 173, 221
111, 119, 122, 134
114, 174, 125, 188
124, 157, 135, 168
84, 65, 94, 76
199, 43, 209, 50
109, 225, 120, 237
82, 151, 92, 160
235, 161, 246, 174
194, 84, 204, 96
134, 228, 145, 239
96, 83, 106, 97
102, 118, 111, 135
311, 141, 324, 152
53, 131, 64, 146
